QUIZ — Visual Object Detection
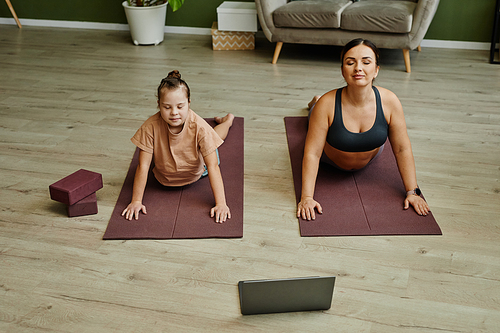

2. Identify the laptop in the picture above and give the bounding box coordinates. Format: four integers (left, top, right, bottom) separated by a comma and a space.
238, 276, 336, 315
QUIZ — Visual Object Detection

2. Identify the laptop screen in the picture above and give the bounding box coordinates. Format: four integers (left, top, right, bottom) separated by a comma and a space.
238, 276, 336, 315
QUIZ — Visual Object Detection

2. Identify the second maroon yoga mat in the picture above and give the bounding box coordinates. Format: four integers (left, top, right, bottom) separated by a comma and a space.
284, 116, 441, 237
103, 117, 244, 240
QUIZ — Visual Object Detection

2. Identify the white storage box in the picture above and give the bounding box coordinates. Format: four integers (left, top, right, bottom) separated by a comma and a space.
217, 1, 258, 32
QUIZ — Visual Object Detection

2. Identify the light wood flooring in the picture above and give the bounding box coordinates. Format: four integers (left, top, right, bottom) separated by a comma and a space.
1, 25, 499, 332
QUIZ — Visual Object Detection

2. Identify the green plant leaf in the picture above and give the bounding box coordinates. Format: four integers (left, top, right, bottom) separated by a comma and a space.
127, 0, 183, 11
169, 0, 185, 12
127, 0, 168, 6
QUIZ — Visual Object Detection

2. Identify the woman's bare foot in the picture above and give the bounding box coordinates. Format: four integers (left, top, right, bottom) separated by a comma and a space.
308, 95, 321, 109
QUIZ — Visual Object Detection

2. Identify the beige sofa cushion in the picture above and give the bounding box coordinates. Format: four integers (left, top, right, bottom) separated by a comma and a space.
273, 0, 353, 29
341, 1, 417, 33
352, 0, 418, 2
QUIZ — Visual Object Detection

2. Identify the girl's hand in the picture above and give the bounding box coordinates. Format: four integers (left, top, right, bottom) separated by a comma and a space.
297, 197, 323, 221
211, 204, 231, 223
121, 201, 147, 220
404, 195, 430, 216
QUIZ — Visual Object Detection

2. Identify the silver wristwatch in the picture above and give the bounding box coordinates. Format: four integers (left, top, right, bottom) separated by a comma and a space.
406, 187, 421, 196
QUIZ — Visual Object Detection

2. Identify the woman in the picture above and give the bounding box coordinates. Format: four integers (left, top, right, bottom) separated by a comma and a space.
298, 38, 429, 221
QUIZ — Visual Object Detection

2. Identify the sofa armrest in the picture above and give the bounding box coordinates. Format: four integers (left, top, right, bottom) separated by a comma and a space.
408, 0, 440, 49
256, 0, 288, 42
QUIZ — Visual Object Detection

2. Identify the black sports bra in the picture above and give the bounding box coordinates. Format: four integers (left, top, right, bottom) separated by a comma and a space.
326, 86, 388, 152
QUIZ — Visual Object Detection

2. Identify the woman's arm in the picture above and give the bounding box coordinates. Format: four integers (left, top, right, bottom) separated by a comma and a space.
297, 92, 333, 220
384, 89, 430, 216
205, 150, 231, 223
121, 149, 153, 220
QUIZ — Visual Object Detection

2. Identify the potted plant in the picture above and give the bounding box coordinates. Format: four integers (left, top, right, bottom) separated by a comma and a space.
123, 0, 185, 45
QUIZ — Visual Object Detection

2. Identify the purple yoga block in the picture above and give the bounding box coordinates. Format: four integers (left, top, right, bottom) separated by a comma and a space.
67, 192, 98, 217
49, 169, 103, 205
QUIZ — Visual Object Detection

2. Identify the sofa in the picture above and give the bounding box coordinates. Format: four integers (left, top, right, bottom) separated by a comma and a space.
255, 0, 440, 72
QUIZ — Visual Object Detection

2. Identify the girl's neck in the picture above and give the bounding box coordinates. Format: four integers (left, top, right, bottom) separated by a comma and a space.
168, 123, 184, 135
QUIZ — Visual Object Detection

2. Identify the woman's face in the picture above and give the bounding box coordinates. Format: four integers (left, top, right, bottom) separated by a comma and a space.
158, 87, 190, 134
341, 44, 379, 86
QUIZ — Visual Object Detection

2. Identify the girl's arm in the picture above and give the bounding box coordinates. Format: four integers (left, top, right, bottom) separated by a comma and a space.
384, 89, 430, 216
121, 150, 153, 220
297, 93, 333, 220
204, 150, 230, 223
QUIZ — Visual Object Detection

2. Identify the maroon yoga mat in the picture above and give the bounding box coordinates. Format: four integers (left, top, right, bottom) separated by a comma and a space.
285, 116, 441, 237
103, 117, 244, 240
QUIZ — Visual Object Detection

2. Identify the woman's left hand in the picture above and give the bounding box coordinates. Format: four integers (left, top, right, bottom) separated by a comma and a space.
404, 195, 430, 216
211, 204, 231, 223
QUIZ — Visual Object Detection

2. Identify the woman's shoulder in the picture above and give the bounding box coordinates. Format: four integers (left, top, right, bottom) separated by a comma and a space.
374, 86, 404, 124
324, 88, 340, 98
374, 86, 399, 102
309, 89, 338, 127
375, 86, 402, 109
315, 89, 338, 107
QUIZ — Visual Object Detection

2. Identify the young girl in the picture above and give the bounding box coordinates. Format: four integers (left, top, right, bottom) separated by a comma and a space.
122, 70, 234, 223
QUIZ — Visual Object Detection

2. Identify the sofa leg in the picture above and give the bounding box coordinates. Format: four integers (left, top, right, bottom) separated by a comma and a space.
403, 49, 411, 73
272, 42, 283, 64
5, 0, 22, 28
417, 45, 422, 52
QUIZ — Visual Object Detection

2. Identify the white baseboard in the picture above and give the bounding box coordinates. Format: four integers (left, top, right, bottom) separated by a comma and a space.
165, 25, 212, 35
0, 17, 493, 50
420, 39, 491, 51
0, 17, 130, 31
0, 17, 212, 35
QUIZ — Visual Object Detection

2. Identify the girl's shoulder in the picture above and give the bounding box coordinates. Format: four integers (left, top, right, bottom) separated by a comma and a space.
187, 110, 216, 133
137, 111, 162, 129
187, 109, 206, 127
141, 111, 162, 124
188, 109, 202, 122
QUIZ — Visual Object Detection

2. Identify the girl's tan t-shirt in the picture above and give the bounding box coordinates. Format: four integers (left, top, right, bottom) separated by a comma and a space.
131, 110, 223, 186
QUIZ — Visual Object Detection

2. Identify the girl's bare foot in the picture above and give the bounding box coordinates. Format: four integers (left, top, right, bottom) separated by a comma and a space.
213, 113, 235, 140
214, 113, 234, 125
308, 95, 321, 109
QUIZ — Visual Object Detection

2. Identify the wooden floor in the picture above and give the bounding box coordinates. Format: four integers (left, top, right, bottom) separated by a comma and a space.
1, 25, 499, 332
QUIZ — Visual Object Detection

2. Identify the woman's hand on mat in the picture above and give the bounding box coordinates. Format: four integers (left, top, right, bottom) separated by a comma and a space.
297, 198, 323, 221
211, 204, 231, 223
404, 195, 430, 216
122, 201, 147, 220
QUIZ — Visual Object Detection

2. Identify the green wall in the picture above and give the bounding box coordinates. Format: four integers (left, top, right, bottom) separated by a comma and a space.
424, 0, 496, 42
0, 0, 497, 43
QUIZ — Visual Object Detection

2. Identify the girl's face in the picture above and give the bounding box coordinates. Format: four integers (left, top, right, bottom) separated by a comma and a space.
341, 44, 379, 86
158, 87, 190, 134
